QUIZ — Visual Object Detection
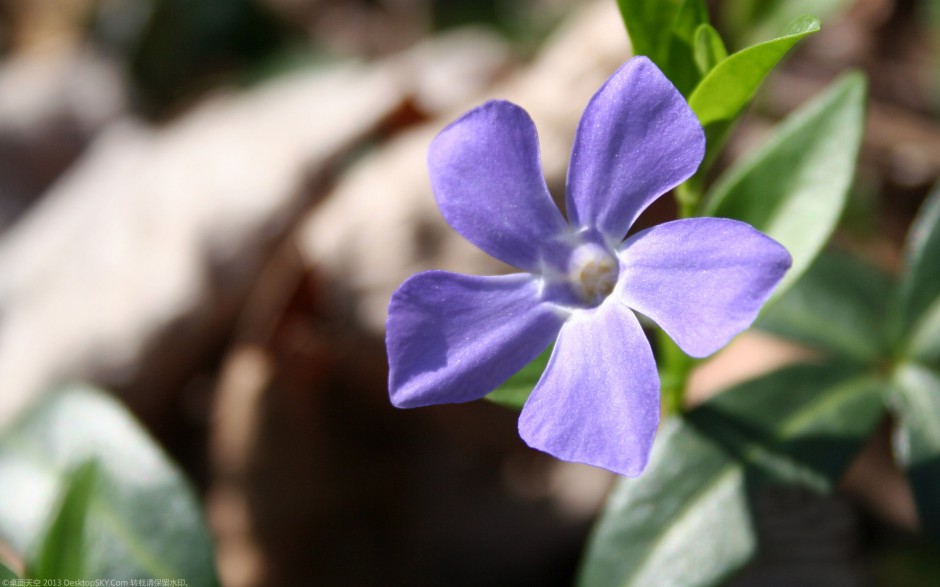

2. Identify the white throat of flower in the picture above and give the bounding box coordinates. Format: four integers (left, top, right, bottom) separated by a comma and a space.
568, 242, 618, 305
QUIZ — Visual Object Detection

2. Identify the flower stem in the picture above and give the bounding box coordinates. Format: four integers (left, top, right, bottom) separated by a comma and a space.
657, 328, 695, 416
675, 177, 704, 219
664, 177, 706, 412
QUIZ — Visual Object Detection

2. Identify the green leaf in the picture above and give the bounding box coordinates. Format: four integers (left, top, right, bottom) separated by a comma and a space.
577, 418, 754, 587
669, 0, 710, 48
692, 24, 728, 76
616, 0, 684, 64
704, 72, 867, 300
890, 363, 940, 542
908, 299, 940, 365
577, 361, 884, 587
485, 344, 552, 410
30, 461, 99, 580
0, 385, 220, 585
617, 0, 709, 95
688, 15, 820, 168
756, 249, 893, 361
661, 0, 711, 95
894, 184, 940, 357
0, 562, 16, 579
721, 0, 852, 49
690, 364, 885, 488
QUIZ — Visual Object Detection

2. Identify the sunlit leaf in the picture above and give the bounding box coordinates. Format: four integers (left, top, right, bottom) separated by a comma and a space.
0, 385, 220, 585
704, 72, 866, 300
692, 24, 727, 76
890, 364, 940, 543
577, 361, 884, 587
688, 15, 820, 169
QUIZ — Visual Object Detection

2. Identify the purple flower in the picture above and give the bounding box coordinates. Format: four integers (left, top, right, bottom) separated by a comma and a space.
385, 57, 791, 476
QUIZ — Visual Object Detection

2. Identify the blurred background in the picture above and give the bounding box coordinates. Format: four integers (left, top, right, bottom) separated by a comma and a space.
0, 0, 937, 585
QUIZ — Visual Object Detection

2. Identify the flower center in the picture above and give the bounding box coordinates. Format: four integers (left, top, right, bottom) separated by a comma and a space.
568, 242, 618, 305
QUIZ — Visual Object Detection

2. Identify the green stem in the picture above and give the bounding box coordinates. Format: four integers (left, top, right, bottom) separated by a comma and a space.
675, 176, 705, 218
661, 177, 707, 414
657, 328, 695, 416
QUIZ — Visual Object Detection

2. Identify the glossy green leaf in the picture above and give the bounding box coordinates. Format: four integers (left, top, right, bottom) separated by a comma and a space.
890, 363, 940, 542
485, 344, 552, 410
0, 385, 220, 585
577, 361, 884, 587
704, 72, 866, 300
688, 15, 820, 167
692, 24, 727, 76
30, 461, 98, 580
894, 184, 940, 355
756, 249, 893, 361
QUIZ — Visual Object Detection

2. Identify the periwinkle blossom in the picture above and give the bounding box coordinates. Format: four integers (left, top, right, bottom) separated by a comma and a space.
386, 57, 791, 476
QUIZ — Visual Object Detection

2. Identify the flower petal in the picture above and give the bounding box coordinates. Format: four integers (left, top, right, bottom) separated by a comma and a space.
387, 270, 565, 408
518, 302, 659, 476
566, 57, 705, 240
618, 218, 791, 358
429, 100, 568, 271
